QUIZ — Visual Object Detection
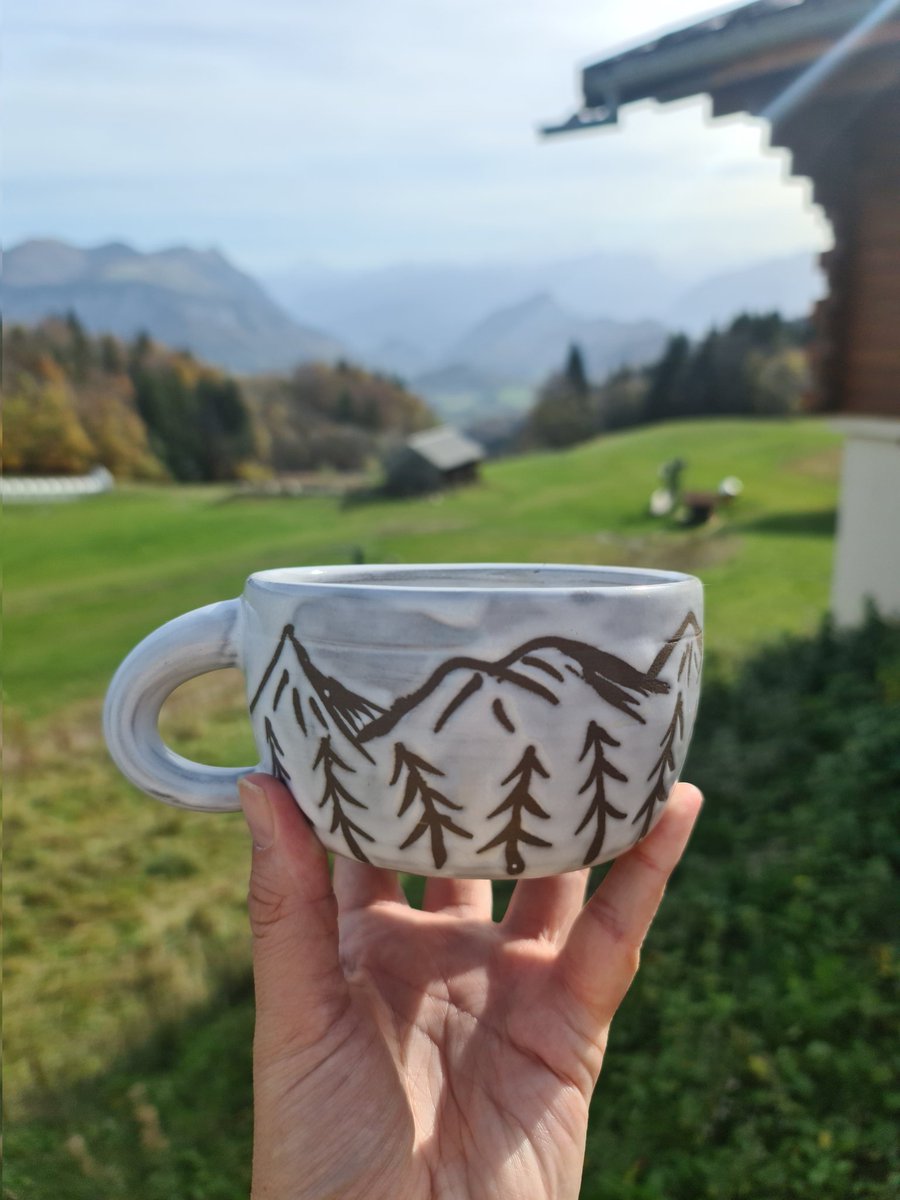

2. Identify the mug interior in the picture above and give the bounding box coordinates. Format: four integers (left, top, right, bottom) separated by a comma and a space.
251, 563, 694, 591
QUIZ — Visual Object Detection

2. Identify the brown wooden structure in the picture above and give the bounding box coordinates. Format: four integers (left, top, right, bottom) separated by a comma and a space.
405, 426, 485, 487
545, 0, 900, 419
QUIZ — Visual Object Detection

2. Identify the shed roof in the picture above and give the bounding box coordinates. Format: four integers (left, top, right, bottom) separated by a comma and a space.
407, 426, 485, 471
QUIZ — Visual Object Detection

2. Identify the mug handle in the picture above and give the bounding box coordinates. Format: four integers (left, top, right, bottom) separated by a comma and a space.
103, 599, 255, 812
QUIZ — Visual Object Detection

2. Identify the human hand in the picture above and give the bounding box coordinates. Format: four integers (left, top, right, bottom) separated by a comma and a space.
238, 773, 702, 1200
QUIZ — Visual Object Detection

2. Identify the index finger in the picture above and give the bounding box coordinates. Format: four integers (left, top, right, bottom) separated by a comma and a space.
556, 783, 703, 1025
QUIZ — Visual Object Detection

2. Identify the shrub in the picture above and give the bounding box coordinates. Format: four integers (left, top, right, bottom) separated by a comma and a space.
580, 608, 900, 1198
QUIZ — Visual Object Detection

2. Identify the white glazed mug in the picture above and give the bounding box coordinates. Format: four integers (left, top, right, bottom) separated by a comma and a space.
104, 563, 703, 878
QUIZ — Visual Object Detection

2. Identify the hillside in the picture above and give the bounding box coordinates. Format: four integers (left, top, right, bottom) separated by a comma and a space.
4, 418, 841, 716
9, 418, 899, 1200
4, 239, 344, 373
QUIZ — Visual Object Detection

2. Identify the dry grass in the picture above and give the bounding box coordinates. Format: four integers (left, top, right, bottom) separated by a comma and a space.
5, 677, 256, 1117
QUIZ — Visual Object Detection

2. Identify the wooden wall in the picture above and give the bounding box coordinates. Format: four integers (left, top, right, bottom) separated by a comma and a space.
840, 86, 900, 416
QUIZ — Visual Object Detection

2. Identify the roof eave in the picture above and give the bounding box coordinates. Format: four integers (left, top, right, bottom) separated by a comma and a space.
542, 0, 879, 136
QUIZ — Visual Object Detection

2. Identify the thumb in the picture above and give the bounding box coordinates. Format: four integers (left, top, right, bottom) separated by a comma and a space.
239, 773, 348, 1055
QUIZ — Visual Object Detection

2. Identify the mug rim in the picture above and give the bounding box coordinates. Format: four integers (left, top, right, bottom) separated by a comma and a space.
248, 562, 700, 595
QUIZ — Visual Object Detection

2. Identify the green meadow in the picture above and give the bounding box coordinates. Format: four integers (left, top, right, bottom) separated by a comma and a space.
6, 417, 841, 715
7, 418, 898, 1198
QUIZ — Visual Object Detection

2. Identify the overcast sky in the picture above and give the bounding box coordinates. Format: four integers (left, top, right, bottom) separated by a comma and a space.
6, 0, 830, 277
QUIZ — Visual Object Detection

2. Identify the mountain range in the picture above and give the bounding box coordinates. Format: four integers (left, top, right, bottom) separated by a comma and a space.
267, 248, 824, 355
444, 292, 666, 384
5, 237, 823, 423
3, 239, 343, 374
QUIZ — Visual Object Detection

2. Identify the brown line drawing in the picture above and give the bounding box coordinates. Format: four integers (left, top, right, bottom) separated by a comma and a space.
576, 721, 628, 865
313, 735, 373, 863
647, 611, 703, 680
250, 624, 384, 763
492, 698, 515, 733
252, 613, 700, 840
520, 654, 565, 682
677, 645, 690, 681
633, 692, 685, 838
291, 687, 307, 735
689, 638, 701, 682
285, 630, 382, 762
264, 717, 290, 784
250, 626, 292, 712
477, 745, 552, 875
273, 669, 289, 711
434, 674, 483, 734
391, 743, 473, 869
677, 638, 702, 684
286, 629, 385, 734
496, 667, 559, 705
360, 635, 667, 743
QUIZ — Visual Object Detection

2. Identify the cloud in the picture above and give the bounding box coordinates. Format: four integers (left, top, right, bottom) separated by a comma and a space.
5, 0, 828, 272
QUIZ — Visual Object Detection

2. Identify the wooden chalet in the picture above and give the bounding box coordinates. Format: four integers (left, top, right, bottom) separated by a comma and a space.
546, 0, 900, 624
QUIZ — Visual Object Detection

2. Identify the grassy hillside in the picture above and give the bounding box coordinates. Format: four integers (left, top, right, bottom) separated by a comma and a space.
6, 417, 840, 717
12, 416, 891, 1200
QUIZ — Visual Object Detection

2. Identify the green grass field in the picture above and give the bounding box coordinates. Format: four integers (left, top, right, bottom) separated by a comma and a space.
6, 417, 840, 717
10, 416, 874, 1200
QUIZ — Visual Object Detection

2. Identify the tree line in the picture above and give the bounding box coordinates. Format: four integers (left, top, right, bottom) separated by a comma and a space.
4, 316, 434, 480
524, 312, 812, 450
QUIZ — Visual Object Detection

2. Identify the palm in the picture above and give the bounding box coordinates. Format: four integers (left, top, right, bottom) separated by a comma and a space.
333, 903, 596, 1198
243, 777, 701, 1200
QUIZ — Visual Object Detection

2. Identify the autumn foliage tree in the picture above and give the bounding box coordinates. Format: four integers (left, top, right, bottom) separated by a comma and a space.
3, 318, 435, 481
249, 361, 433, 474
3, 363, 95, 475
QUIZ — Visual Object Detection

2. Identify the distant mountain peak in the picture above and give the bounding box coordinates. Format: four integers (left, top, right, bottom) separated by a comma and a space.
4, 237, 346, 373
95, 239, 138, 256
445, 291, 666, 387
515, 290, 565, 312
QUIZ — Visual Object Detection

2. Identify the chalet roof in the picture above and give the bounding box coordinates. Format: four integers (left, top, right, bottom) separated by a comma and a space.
406, 426, 485, 472
542, 0, 900, 420
544, 0, 897, 133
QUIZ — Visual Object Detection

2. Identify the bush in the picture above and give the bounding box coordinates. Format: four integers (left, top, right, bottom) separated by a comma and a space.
6, 614, 897, 1198
579, 608, 900, 1198
3, 365, 95, 475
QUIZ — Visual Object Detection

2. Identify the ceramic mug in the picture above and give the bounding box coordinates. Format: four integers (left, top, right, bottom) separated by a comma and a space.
104, 564, 703, 878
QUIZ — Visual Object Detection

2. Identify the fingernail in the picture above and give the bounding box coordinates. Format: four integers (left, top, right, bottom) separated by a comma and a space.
239, 777, 275, 850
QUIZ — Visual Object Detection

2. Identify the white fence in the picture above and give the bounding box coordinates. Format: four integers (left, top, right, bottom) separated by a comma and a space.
1, 466, 115, 503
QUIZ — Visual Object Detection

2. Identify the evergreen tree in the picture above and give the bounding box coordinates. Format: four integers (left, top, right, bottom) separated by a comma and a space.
196, 376, 254, 480
65, 311, 91, 383
564, 343, 589, 395
643, 334, 690, 423
526, 343, 595, 449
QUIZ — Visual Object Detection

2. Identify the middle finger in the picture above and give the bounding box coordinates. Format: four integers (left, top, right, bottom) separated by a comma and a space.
502, 868, 590, 942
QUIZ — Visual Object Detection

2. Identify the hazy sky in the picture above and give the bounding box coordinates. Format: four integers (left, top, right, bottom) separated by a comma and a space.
6, 0, 830, 277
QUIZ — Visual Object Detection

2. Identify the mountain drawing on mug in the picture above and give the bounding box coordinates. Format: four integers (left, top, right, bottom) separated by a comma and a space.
249, 613, 702, 874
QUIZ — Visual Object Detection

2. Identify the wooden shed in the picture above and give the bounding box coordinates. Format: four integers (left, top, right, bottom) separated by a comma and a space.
406, 426, 485, 487
546, 0, 900, 624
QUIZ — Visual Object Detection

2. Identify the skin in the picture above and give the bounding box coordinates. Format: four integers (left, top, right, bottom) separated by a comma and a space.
238, 773, 703, 1200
